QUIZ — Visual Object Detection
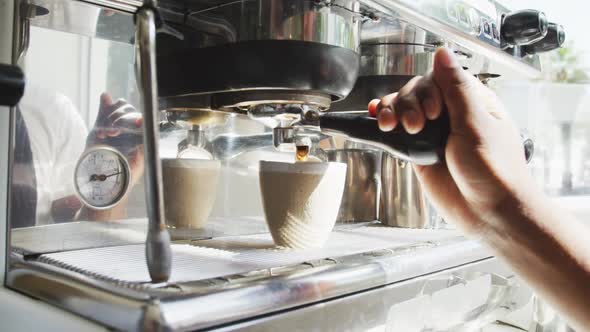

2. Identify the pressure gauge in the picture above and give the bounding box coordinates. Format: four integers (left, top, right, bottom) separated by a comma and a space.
74, 146, 131, 209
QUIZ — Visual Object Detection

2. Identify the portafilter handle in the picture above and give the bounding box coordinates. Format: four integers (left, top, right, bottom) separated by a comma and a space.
317, 112, 450, 166
316, 112, 534, 166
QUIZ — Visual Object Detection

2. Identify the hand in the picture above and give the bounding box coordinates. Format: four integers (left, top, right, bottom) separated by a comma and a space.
373, 48, 537, 233
87, 93, 144, 187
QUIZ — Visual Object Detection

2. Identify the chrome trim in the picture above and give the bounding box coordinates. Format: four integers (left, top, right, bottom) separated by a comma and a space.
135, 2, 172, 283
360, 0, 541, 77
8, 254, 154, 331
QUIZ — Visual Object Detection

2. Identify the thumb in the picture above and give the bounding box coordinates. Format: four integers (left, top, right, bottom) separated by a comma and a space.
431, 48, 483, 132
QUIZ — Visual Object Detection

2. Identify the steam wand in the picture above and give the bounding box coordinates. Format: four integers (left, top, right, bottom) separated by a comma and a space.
135, 0, 172, 283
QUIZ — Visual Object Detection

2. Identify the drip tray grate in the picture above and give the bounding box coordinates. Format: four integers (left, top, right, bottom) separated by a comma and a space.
37, 225, 461, 284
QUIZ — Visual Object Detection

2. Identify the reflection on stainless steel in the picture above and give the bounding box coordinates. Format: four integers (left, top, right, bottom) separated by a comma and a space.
156, 0, 362, 106
360, 0, 541, 77
218, 260, 529, 332
211, 132, 274, 160
381, 153, 434, 228
166, 109, 229, 128
326, 149, 381, 223
272, 127, 295, 149
161, 0, 362, 51
360, 16, 443, 45
213, 90, 332, 111
135, 2, 172, 283
361, 43, 435, 76
28, 0, 137, 43
278, 0, 361, 51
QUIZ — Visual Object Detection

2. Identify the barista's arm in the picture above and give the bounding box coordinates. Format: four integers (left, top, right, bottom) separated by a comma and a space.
373, 47, 590, 330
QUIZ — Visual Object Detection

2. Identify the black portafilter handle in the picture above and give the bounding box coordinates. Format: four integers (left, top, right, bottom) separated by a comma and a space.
318, 112, 535, 166
319, 112, 450, 166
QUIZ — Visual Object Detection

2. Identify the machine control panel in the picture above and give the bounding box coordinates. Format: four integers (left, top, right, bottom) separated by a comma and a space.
439, 0, 564, 56
445, 0, 502, 47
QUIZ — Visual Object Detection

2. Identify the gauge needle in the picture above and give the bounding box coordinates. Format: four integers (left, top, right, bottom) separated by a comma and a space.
87, 171, 120, 184
103, 171, 122, 179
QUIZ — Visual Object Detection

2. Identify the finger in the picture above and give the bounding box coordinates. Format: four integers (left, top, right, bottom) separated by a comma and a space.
393, 76, 426, 134
431, 48, 486, 132
393, 94, 425, 135
415, 74, 443, 120
95, 129, 107, 140
100, 93, 114, 108
376, 92, 398, 131
108, 104, 142, 128
105, 127, 121, 137
96, 93, 116, 128
377, 108, 398, 132
377, 92, 398, 113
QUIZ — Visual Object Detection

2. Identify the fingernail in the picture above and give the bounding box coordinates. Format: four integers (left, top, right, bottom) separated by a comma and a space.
436, 47, 459, 69
403, 110, 420, 134
377, 108, 395, 132
422, 98, 437, 120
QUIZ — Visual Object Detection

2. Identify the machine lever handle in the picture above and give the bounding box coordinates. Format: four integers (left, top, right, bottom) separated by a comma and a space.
319, 112, 450, 166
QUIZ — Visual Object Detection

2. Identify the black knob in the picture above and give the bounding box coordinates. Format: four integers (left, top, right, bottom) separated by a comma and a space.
522, 23, 565, 55
502, 9, 548, 46
0, 64, 25, 107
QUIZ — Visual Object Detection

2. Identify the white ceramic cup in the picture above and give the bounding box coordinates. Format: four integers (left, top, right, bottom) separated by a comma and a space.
259, 161, 347, 249
162, 158, 221, 234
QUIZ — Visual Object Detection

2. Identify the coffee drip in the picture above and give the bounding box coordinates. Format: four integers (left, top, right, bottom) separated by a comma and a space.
296, 145, 310, 162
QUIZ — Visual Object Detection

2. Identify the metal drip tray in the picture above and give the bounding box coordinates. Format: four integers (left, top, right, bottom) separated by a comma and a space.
8, 224, 494, 331
37, 225, 461, 284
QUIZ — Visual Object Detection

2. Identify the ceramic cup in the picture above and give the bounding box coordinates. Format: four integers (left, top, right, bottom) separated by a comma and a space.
162, 158, 221, 236
259, 161, 347, 249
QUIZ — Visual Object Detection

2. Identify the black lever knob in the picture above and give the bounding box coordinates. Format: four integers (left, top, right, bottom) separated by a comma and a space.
522, 23, 565, 55
502, 9, 548, 46
0, 63, 25, 107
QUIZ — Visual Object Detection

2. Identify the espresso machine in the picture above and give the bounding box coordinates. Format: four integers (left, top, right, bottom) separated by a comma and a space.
0, 0, 570, 331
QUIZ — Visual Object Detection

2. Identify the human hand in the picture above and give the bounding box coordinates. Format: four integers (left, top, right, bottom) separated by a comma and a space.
87, 93, 144, 186
372, 48, 537, 233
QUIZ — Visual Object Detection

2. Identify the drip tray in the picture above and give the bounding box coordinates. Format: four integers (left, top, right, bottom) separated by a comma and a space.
37, 225, 461, 283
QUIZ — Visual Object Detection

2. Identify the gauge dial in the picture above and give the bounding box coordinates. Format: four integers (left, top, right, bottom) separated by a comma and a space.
74, 146, 130, 209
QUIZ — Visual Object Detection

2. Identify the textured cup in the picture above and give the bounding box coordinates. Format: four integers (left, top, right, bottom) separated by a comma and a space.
162, 159, 221, 233
259, 161, 347, 249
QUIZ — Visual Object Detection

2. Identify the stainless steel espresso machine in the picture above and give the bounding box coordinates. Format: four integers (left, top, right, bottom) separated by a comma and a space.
0, 0, 569, 331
